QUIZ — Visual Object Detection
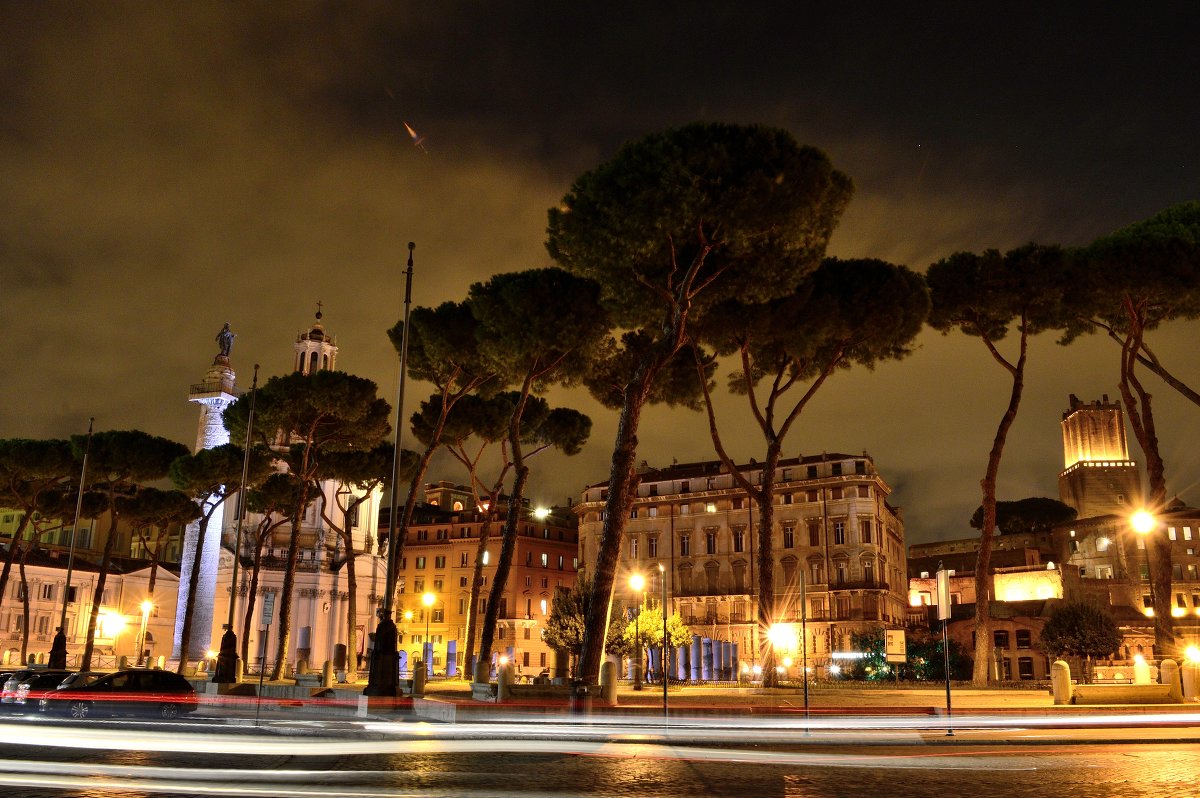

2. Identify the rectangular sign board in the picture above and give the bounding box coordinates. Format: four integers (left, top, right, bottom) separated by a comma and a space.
936, 568, 951, 621
261, 592, 276, 626
885, 629, 906, 663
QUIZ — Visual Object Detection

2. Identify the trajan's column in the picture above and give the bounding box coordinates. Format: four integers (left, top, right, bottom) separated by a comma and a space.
172, 323, 238, 660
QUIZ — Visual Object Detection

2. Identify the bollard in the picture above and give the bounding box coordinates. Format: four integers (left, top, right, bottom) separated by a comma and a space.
322, 660, 335, 689
1160, 659, 1182, 702
1050, 660, 1073, 705
1133, 656, 1152, 684
599, 660, 618, 706
1181, 661, 1199, 701
234, 658, 244, 683
413, 658, 426, 697
498, 661, 515, 702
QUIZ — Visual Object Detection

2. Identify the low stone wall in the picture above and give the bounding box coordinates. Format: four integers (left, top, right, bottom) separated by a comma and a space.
1072, 684, 1174, 704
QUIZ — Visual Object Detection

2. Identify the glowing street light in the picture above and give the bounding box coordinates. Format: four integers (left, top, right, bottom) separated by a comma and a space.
1132, 510, 1155, 612
136, 600, 154, 666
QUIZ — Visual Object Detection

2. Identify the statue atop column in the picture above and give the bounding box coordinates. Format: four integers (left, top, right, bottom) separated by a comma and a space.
216, 323, 236, 358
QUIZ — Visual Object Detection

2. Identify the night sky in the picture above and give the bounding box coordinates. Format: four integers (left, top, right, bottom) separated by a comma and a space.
3, 3, 1199, 544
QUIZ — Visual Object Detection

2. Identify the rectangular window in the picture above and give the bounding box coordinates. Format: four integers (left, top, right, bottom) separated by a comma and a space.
1016, 630, 1032, 649
40, 584, 55, 601
630, 508, 639, 519
1178, 593, 1187, 609
525, 576, 533, 587
630, 538, 639, 559
680, 503, 690, 515
833, 521, 846, 545
541, 553, 549, 568
860, 519, 872, 545
540, 652, 547, 667
433, 579, 444, 592
807, 465, 818, 479
832, 462, 842, 476
680, 534, 690, 557
460, 576, 469, 588
706, 532, 717, 555
458, 598, 467, 614
1186, 527, 1194, 541
1169, 527, 1178, 541
558, 555, 564, 570
808, 522, 820, 547
414, 578, 425, 592
479, 599, 487, 614
416, 556, 426, 569
648, 507, 658, 518
434, 555, 445, 569
993, 630, 1010, 649
460, 552, 468, 567
1018, 657, 1035, 681
782, 493, 793, 505
830, 487, 842, 500
782, 527, 795, 549
648, 536, 658, 558
432, 608, 444, 622
1188, 564, 1198, 580
733, 530, 744, 553
680, 481, 690, 492
835, 562, 846, 585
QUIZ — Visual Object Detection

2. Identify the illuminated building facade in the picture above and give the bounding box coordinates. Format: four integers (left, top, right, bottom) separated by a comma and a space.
393, 484, 579, 676
576, 453, 909, 678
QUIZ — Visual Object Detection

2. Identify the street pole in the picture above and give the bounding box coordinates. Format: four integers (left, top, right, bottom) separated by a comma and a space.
937, 562, 954, 737
366, 243, 414, 697
49, 418, 93, 669
137, 600, 152, 667
800, 568, 810, 732
659, 563, 667, 719
215, 364, 258, 683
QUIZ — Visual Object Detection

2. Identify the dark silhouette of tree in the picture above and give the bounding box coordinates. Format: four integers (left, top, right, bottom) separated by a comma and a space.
237, 473, 306, 666
224, 371, 391, 680
1063, 202, 1200, 653
1039, 601, 1121, 683
546, 122, 853, 687
317, 443, 416, 681
0, 438, 77, 615
72, 430, 188, 671
466, 269, 605, 677
927, 244, 1070, 686
691, 256, 928, 684
118, 487, 201, 598
969, 497, 1077, 536
383, 302, 497, 596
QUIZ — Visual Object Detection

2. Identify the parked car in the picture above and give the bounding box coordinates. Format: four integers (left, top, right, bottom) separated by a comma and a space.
10, 671, 79, 712
2, 669, 71, 706
40, 669, 197, 720
55, 671, 102, 690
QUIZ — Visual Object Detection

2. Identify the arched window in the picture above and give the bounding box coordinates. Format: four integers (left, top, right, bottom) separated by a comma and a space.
452, 501, 464, 511
309, 351, 318, 373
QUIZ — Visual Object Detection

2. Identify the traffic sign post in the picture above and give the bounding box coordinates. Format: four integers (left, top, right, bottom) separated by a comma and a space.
936, 564, 954, 736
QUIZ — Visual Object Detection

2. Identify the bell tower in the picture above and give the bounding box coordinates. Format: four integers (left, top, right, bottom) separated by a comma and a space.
293, 304, 338, 374
1058, 394, 1142, 519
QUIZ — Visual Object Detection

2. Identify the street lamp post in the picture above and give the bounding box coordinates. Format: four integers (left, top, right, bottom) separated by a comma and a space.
366, 243, 415, 697
49, 418, 93, 670
629, 574, 645, 690
422, 591, 435, 677
215, 364, 259, 683
658, 563, 667, 718
137, 600, 153, 667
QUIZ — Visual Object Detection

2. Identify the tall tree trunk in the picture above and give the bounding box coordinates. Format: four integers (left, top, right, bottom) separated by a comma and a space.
18, 550, 30, 664
578, 368, 658, 686
0, 515, 31, 617
972, 330, 1027, 687
756, 444, 782, 687
462, 504, 498, 680
80, 514, 119, 672
343, 532, 358, 682
271, 514, 302, 680
1117, 306, 1174, 652
241, 543, 264, 666
478, 467, 530, 673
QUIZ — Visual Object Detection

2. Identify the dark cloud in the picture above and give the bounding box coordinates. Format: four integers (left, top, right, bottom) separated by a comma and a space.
2, 3, 1198, 544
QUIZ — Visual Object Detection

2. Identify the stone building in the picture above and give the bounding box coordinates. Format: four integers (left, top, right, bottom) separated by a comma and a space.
391, 483, 579, 676
576, 453, 909, 679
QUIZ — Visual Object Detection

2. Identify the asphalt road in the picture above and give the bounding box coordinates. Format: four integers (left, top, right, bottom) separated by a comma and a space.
0, 716, 1198, 797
